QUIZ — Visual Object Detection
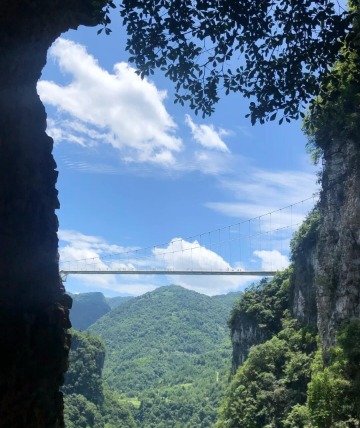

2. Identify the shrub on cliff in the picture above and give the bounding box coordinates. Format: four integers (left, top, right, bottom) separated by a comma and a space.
216, 317, 317, 428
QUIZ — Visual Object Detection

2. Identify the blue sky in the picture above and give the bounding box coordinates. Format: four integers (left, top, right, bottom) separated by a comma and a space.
39, 15, 320, 296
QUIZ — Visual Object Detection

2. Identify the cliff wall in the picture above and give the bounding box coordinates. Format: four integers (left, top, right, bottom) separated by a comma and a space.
315, 137, 360, 354
230, 273, 290, 373
231, 143, 360, 369
0, 2, 105, 426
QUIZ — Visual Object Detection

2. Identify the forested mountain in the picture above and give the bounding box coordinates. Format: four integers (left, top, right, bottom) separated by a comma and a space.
106, 295, 134, 310
70, 292, 111, 330
69, 292, 135, 330
82, 285, 241, 427
89, 286, 237, 392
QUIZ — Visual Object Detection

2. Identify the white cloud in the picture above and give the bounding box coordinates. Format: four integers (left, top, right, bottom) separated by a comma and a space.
221, 170, 318, 206
38, 38, 182, 166
59, 230, 263, 296
47, 118, 116, 148
204, 168, 319, 261
60, 157, 120, 174
59, 230, 134, 256
59, 230, 138, 271
191, 151, 235, 175
152, 238, 259, 295
204, 202, 306, 231
205, 169, 319, 227
253, 250, 290, 271
152, 238, 235, 271
39, 39, 239, 176
59, 229, 163, 295
185, 114, 230, 152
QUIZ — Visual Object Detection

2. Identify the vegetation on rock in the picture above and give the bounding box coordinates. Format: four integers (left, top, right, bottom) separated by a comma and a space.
63, 329, 137, 428
290, 209, 320, 261
230, 270, 291, 339
217, 317, 317, 428
218, 267, 318, 427
217, 204, 360, 427
307, 320, 360, 427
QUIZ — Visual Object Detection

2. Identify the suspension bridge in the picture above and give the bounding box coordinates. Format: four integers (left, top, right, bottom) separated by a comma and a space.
60, 195, 318, 281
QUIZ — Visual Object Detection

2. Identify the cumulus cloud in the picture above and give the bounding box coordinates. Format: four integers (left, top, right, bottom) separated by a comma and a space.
38, 38, 182, 166
152, 238, 258, 295
59, 230, 137, 270
253, 250, 290, 271
152, 238, 234, 271
185, 114, 230, 152
59, 229, 163, 295
46, 118, 115, 148
59, 230, 262, 296
39, 38, 239, 175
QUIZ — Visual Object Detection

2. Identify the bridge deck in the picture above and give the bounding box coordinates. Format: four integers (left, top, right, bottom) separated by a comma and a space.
60, 269, 277, 278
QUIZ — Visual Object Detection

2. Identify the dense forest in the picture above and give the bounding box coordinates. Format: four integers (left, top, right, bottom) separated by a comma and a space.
64, 286, 241, 427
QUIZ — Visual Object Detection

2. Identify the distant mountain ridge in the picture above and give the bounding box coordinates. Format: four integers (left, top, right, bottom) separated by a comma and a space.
69, 292, 111, 330
106, 295, 134, 310
69, 292, 135, 330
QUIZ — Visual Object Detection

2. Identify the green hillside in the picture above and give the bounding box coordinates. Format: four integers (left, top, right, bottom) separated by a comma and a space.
106, 295, 134, 310
88, 285, 241, 427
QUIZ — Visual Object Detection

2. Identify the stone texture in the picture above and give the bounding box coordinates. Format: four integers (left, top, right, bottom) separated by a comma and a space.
291, 234, 318, 327
315, 137, 360, 356
230, 316, 268, 374
0, 1, 104, 426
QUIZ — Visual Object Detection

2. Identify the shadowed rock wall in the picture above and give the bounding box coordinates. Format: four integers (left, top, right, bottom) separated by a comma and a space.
0, 2, 104, 426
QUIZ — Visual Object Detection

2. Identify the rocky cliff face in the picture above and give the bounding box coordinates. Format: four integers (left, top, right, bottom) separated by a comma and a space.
290, 210, 319, 328
230, 274, 290, 374
0, 2, 105, 427
231, 316, 268, 374
315, 137, 360, 355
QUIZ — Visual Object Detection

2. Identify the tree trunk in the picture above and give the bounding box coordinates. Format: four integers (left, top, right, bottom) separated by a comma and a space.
0, 2, 104, 426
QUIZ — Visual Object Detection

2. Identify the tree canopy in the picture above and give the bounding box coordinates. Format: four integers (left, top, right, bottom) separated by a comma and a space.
117, 0, 356, 124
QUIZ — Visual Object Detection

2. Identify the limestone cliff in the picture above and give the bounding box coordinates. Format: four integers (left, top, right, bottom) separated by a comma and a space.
315, 137, 360, 355
231, 312, 269, 374
0, 2, 106, 427
290, 209, 319, 328
230, 273, 290, 374
232, 155, 360, 369
300, 49, 360, 358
